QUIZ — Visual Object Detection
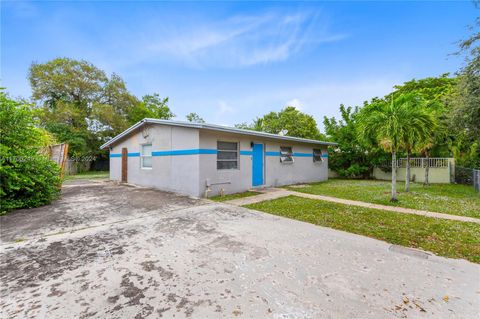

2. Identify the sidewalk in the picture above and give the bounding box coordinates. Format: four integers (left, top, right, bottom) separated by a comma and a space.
224, 188, 480, 224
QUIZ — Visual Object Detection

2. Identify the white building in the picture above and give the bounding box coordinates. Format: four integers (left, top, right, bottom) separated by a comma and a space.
101, 119, 335, 197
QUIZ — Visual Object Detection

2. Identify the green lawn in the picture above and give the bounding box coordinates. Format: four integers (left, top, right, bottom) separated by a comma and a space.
210, 191, 261, 202
64, 171, 109, 181
285, 179, 480, 219
245, 196, 480, 263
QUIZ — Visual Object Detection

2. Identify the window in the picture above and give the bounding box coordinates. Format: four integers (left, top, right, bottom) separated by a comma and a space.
313, 149, 323, 162
217, 141, 238, 169
280, 146, 293, 163
141, 144, 152, 168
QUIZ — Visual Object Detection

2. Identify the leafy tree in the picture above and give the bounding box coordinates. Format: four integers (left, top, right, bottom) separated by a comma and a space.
0, 91, 61, 213
394, 94, 437, 191
29, 58, 108, 111
186, 112, 205, 123
323, 105, 374, 178
240, 106, 324, 140
29, 58, 138, 156
449, 17, 480, 168
234, 122, 254, 130
93, 73, 140, 138
127, 94, 174, 124
391, 75, 455, 158
28, 58, 174, 159
358, 94, 434, 201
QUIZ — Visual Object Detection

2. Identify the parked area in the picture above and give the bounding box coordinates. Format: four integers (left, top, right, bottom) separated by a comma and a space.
286, 179, 480, 218
1, 180, 479, 318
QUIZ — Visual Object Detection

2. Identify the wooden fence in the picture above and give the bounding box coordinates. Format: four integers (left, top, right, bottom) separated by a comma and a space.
49, 143, 69, 178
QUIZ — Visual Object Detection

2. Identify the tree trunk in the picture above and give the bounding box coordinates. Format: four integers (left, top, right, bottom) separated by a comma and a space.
391, 151, 398, 202
405, 152, 411, 192
424, 153, 430, 186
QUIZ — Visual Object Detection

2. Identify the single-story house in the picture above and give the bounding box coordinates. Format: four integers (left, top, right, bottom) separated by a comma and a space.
100, 118, 336, 198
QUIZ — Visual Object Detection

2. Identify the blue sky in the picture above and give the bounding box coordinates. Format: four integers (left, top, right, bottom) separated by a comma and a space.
2, 1, 477, 130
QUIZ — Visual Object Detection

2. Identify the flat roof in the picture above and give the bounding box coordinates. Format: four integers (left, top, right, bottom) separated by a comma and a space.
100, 118, 337, 149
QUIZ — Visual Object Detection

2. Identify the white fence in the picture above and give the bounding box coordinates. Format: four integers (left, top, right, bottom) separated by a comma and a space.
373, 158, 454, 184
396, 158, 450, 168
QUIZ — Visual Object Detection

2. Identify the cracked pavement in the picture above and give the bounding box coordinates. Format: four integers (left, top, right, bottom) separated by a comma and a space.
1, 180, 479, 318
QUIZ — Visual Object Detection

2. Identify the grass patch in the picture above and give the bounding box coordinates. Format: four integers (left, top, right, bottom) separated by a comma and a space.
64, 171, 109, 181
245, 196, 480, 263
210, 191, 261, 202
285, 179, 480, 219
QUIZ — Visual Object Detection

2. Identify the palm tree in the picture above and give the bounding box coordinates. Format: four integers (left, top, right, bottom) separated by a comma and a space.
418, 141, 433, 185
358, 93, 435, 201
397, 94, 437, 192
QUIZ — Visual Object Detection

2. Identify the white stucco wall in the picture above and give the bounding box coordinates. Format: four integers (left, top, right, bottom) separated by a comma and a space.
109, 125, 330, 197
109, 124, 200, 196
198, 131, 254, 197
198, 130, 329, 197
265, 141, 329, 187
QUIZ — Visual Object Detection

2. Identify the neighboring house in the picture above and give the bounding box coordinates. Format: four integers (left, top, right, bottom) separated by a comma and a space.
100, 119, 336, 197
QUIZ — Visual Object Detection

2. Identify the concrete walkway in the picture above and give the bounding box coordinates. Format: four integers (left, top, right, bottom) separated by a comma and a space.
225, 188, 480, 224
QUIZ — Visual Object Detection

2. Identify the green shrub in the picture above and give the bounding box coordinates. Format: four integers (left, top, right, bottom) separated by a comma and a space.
337, 163, 370, 178
0, 91, 61, 214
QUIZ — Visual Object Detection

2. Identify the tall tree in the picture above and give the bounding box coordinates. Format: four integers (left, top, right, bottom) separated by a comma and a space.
240, 106, 324, 140
29, 58, 108, 112
186, 112, 205, 123
358, 94, 433, 201
127, 94, 174, 124
393, 93, 437, 192
323, 104, 381, 178
391, 75, 455, 158
29, 58, 139, 156
450, 17, 480, 168
28, 58, 174, 158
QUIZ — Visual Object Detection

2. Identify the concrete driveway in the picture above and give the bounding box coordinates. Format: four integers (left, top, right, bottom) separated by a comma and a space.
1, 180, 479, 319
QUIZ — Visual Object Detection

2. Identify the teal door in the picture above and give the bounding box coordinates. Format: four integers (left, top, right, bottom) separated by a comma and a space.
252, 143, 264, 186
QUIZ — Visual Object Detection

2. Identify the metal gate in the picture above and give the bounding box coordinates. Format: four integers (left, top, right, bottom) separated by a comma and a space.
455, 166, 480, 192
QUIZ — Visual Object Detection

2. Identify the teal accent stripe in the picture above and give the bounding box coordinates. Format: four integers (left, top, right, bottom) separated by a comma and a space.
110, 149, 328, 158
110, 150, 217, 157
109, 153, 140, 157
152, 149, 217, 156
265, 151, 280, 156
293, 152, 313, 157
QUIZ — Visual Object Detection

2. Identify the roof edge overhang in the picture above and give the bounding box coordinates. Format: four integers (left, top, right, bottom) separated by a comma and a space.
100, 118, 337, 150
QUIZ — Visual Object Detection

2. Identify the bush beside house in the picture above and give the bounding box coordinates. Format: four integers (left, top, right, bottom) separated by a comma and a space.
0, 91, 61, 214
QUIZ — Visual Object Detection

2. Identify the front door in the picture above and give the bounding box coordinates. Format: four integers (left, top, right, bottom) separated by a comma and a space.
121, 147, 128, 183
252, 143, 264, 187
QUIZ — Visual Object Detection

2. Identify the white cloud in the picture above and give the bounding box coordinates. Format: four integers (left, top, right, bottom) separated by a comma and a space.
285, 98, 304, 110
217, 100, 235, 114
200, 76, 403, 130
138, 10, 346, 68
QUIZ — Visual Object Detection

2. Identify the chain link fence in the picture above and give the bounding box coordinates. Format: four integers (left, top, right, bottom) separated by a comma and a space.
455, 166, 480, 192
